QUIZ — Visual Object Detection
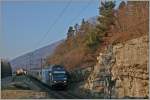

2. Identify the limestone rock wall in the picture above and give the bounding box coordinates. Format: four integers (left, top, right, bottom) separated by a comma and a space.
112, 35, 149, 98
83, 35, 149, 98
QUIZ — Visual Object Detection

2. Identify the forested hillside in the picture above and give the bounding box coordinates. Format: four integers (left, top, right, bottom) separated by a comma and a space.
46, 1, 149, 71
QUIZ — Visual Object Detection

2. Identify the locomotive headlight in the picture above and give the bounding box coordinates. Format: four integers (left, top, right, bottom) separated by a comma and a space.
54, 81, 57, 83
63, 81, 66, 83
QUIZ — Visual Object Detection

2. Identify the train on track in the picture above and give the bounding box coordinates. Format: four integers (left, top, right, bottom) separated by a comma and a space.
29, 65, 68, 89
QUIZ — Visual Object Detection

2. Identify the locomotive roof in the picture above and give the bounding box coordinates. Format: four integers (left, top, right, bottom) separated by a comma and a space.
30, 65, 65, 72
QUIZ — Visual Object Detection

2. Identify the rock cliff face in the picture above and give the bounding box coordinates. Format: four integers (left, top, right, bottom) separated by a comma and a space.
83, 35, 149, 98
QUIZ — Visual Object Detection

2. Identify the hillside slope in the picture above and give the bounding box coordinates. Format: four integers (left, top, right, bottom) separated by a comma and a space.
10, 40, 63, 72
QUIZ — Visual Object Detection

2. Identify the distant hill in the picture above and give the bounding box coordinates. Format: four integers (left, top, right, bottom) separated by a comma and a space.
10, 40, 63, 72
10, 16, 98, 72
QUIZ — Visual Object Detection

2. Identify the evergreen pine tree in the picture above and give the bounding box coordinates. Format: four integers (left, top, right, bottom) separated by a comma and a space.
67, 26, 74, 39
97, 1, 115, 37
85, 1, 115, 49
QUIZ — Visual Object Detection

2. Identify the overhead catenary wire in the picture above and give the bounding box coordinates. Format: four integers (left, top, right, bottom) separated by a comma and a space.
34, 0, 96, 50
29, 0, 72, 70
34, 0, 72, 49
27, 0, 96, 70
69, 0, 94, 25
64, 0, 95, 49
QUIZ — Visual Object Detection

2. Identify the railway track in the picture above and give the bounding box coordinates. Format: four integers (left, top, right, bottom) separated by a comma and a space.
28, 75, 84, 99
2, 75, 84, 99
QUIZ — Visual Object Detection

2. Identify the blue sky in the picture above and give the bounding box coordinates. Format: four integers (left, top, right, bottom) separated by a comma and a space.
0, 0, 121, 60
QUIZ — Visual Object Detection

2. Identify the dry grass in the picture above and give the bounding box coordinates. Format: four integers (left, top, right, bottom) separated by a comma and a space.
1, 90, 49, 99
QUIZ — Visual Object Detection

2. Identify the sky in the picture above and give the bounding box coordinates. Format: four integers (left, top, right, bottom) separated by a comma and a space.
0, 0, 122, 60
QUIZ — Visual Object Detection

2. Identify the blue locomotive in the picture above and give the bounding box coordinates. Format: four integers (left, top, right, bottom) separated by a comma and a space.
29, 65, 68, 89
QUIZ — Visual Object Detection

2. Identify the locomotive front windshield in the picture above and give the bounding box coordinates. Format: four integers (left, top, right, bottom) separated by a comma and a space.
53, 73, 66, 78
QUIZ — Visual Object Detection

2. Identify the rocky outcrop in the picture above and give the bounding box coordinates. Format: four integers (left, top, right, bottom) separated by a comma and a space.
83, 35, 149, 98
111, 35, 149, 98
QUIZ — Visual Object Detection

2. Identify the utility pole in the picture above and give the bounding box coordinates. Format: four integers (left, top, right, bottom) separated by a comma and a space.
26, 63, 27, 72
29, 52, 33, 72
41, 58, 43, 74
29, 54, 31, 72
